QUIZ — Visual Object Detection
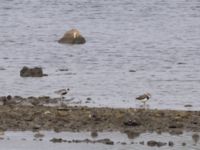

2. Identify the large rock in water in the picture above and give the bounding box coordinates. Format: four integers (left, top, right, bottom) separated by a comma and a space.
20, 66, 45, 77
58, 29, 86, 44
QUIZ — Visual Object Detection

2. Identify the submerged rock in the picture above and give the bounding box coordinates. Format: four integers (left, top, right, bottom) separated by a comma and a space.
147, 140, 167, 147
58, 29, 86, 44
168, 141, 174, 147
20, 66, 46, 77
192, 133, 199, 144
50, 138, 66, 143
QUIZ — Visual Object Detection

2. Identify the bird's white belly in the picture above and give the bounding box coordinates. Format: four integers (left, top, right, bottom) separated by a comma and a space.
140, 98, 148, 103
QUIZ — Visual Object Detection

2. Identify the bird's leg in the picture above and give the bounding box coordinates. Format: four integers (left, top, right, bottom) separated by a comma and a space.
143, 101, 146, 109
60, 95, 65, 102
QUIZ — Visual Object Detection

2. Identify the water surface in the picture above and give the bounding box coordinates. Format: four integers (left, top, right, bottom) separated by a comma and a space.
1, 0, 200, 109
0, 131, 199, 150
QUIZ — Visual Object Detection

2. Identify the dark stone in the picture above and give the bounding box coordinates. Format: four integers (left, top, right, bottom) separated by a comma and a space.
184, 104, 192, 107
123, 119, 141, 127
129, 69, 136, 72
168, 141, 174, 147
147, 140, 167, 147
6, 95, 12, 100
192, 133, 199, 144
139, 141, 144, 145
169, 123, 183, 129
20, 66, 45, 77
59, 69, 69, 72
182, 142, 186, 146
50, 138, 64, 143
169, 129, 183, 135
97, 138, 114, 145
124, 130, 140, 139
0, 67, 5, 70
34, 133, 44, 138
87, 97, 92, 101
91, 131, 98, 138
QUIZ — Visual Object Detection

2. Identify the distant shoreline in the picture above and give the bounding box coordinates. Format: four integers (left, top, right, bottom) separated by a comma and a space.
0, 96, 199, 135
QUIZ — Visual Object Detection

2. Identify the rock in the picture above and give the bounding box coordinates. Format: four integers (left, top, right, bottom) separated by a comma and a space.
97, 138, 114, 145
86, 97, 92, 101
124, 130, 140, 139
184, 104, 192, 107
129, 69, 136, 72
91, 131, 98, 138
0, 67, 5, 70
147, 140, 167, 147
50, 138, 65, 143
169, 129, 183, 135
20, 66, 46, 77
32, 124, 41, 130
58, 29, 86, 44
168, 123, 183, 129
192, 133, 199, 144
59, 69, 69, 72
6, 95, 12, 100
121, 142, 127, 145
168, 141, 174, 147
123, 119, 141, 127
182, 142, 186, 146
34, 133, 44, 138
139, 141, 144, 145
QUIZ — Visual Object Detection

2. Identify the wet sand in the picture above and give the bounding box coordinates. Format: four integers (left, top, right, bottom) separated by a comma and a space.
0, 96, 200, 135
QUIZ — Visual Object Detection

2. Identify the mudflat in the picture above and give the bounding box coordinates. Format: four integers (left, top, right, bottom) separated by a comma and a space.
0, 96, 199, 135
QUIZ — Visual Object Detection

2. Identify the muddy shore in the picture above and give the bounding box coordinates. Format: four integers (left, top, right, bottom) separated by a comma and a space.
0, 96, 200, 135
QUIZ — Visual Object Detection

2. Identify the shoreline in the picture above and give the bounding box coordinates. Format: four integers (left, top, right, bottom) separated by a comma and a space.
0, 96, 199, 135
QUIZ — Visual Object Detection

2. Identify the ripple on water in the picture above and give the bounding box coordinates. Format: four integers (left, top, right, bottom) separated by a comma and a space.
1, 0, 200, 110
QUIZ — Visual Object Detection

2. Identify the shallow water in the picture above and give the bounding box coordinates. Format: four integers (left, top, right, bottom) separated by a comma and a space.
0, 131, 199, 150
1, 0, 200, 110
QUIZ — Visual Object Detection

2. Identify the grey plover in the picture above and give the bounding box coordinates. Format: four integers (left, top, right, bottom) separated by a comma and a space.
55, 88, 70, 100
136, 92, 151, 106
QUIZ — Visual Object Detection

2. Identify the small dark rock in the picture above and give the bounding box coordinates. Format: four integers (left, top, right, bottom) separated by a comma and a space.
91, 131, 98, 138
168, 141, 174, 147
169, 123, 183, 129
87, 97, 92, 101
0, 67, 5, 70
147, 140, 167, 147
129, 69, 136, 72
121, 142, 127, 145
59, 69, 69, 72
97, 138, 114, 145
6, 95, 12, 100
50, 138, 65, 143
20, 66, 46, 77
182, 142, 186, 146
177, 62, 186, 65
124, 130, 140, 139
32, 124, 41, 130
169, 129, 183, 135
192, 133, 199, 144
123, 119, 141, 127
184, 104, 192, 107
34, 133, 44, 138
139, 141, 144, 145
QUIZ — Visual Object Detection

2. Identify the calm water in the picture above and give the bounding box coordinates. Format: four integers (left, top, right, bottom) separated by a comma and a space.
1, 0, 200, 109
0, 131, 199, 150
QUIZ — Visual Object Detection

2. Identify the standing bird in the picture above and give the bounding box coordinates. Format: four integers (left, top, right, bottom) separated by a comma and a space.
136, 92, 151, 107
55, 88, 70, 100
